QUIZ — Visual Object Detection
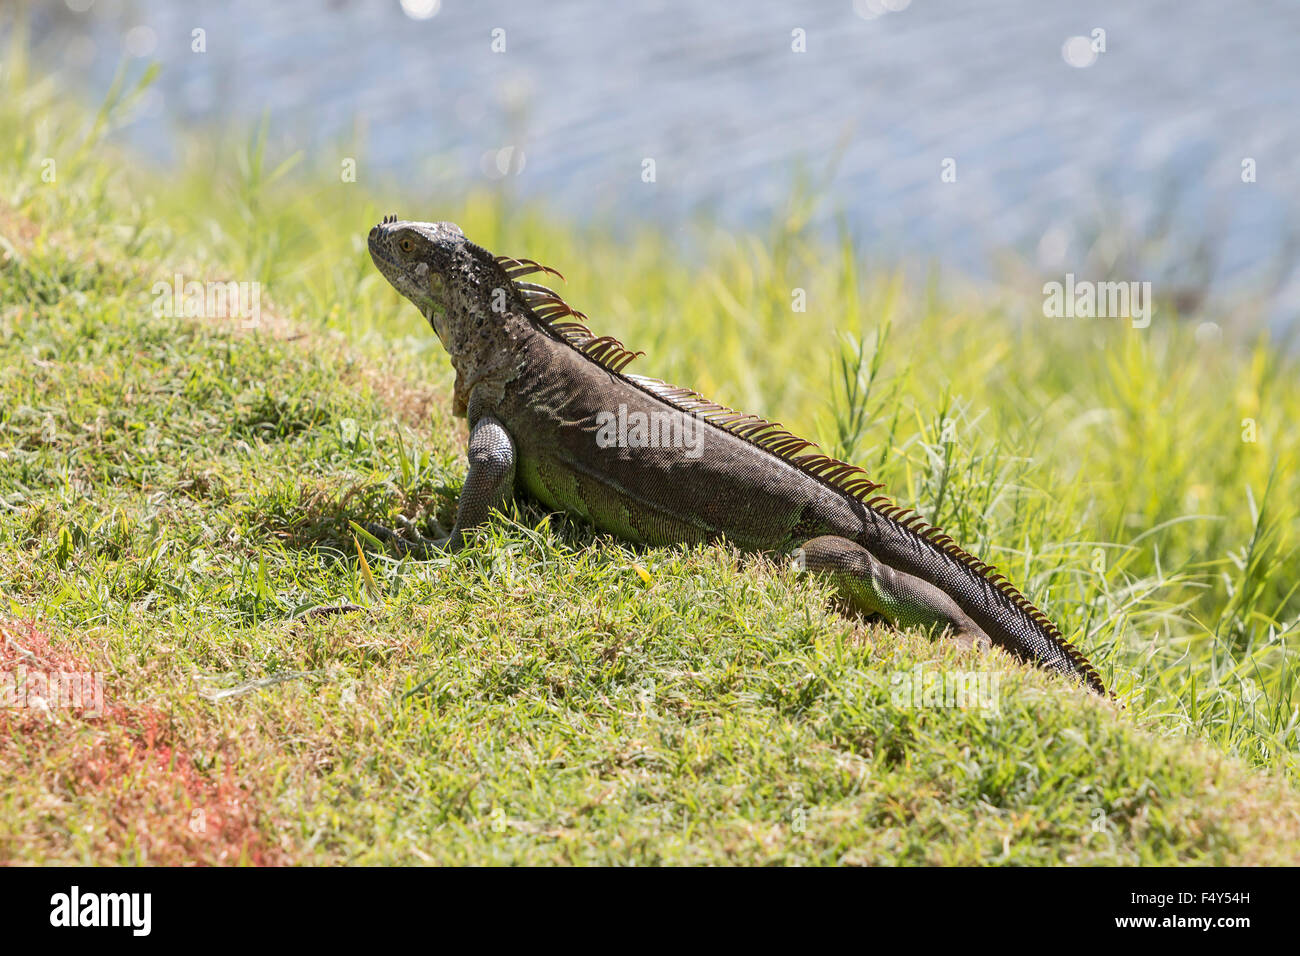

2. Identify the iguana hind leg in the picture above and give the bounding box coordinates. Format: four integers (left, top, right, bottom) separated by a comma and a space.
797, 535, 991, 651
367, 415, 516, 555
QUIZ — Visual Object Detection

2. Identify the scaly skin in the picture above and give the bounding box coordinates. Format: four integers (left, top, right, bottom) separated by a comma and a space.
365, 216, 1107, 695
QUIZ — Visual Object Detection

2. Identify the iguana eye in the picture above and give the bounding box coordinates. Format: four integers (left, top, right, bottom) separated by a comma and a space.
399, 238, 414, 253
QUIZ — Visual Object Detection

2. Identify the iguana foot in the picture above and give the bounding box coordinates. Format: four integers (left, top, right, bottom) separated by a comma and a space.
364, 514, 451, 557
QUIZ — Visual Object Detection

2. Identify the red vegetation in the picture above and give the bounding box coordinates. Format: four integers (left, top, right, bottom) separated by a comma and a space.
0, 620, 282, 865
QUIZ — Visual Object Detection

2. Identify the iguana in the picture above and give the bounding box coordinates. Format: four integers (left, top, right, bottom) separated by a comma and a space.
365, 216, 1107, 695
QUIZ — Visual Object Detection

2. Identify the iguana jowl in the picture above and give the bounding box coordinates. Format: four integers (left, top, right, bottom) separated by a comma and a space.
367, 216, 1106, 695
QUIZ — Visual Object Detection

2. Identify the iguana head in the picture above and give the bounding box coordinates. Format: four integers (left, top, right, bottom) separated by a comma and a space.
367, 216, 476, 341
369, 215, 540, 414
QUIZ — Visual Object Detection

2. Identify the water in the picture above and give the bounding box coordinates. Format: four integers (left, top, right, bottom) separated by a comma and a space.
27, 0, 1300, 314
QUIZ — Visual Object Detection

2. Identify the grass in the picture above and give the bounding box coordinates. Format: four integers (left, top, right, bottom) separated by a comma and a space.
1, 23, 1299, 864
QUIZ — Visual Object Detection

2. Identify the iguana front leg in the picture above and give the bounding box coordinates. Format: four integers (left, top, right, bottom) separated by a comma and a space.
367, 414, 516, 555
797, 535, 992, 651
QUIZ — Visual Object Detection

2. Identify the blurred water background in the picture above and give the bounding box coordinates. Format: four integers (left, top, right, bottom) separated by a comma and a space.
21, 0, 1300, 323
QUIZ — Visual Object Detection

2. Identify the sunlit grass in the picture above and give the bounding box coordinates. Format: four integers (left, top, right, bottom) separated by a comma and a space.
2, 29, 1298, 862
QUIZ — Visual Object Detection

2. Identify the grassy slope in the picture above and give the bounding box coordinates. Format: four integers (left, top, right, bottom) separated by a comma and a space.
2, 37, 1299, 863
2, 209, 1299, 865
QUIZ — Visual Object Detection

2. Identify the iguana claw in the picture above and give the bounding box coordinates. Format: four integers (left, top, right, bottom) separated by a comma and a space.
364, 515, 450, 557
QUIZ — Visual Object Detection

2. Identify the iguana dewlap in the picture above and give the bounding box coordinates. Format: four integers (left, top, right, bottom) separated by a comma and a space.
366, 216, 1106, 695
